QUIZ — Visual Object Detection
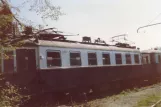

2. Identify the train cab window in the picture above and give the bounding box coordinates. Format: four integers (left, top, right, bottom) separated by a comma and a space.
102, 53, 110, 65
70, 52, 81, 66
47, 51, 61, 67
125, 54, 131, 64
134, 54, 139, 64
88, 53, 97, 65
115, 54, 122, 64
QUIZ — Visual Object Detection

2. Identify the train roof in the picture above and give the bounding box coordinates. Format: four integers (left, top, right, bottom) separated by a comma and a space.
23, 40, 140, 52
141, 49, 161, 54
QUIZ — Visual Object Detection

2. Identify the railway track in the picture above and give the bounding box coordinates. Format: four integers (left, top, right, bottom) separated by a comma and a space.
151, 99, 161, 107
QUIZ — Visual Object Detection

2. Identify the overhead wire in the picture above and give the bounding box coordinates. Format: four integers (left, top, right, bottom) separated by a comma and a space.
137, 12, 161, 33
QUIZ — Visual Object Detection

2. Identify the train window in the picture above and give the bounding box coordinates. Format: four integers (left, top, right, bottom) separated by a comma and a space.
47, 51, 61, 67
70, 52, 81, 66
115, 54, 122, 64
125, 54, 131, 64
151, 54, 155, 64
158, 55, 161, 63
146, 56, 149, 64
102, 53, 110, 65
134, 54, 139, 64
88, 53, 97, 65
142, 57, 147, 64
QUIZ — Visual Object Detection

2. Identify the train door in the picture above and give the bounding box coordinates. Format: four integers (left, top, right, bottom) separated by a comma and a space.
16, 49, 36, 72
3, 50, 14, 72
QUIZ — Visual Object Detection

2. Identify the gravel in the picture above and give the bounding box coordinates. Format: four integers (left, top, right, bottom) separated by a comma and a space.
72, 83, 161, 107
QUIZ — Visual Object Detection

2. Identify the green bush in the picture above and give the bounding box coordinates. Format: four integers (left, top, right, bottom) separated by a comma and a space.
0, 83, 30, 107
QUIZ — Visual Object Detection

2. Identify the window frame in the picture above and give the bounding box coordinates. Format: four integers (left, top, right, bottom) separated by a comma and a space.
69, 51, 82, 66
115, 53, 122, 64
46, 50, 62, 67
125, 54, 132, 64
88, 52, 97, 66
102, 52, 111, 65
134, 54, 140, 64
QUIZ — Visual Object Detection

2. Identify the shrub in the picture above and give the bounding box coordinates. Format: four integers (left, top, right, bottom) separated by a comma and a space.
0, 83, 30, 107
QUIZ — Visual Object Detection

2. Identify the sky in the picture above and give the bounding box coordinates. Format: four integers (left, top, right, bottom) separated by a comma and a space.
11, 0, 161, 50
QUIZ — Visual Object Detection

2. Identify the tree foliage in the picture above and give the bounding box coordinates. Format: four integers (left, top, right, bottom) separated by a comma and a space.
0, 0, 13, 39
0, 0, 63, 44
0, 1, 63, 106
28, 0, 63, 20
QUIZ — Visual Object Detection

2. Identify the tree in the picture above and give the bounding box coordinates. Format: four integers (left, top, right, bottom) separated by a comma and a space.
0, 0, 63, 45
28, 0, 63, 20
0, 1, 63, 106
0, 0, 13, 38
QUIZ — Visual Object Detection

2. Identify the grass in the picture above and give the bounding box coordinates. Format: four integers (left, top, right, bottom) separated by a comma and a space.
136, 94, 161, 107
74, 88, 139, 107
120, 87, 139, 96
74, 88, 140, 107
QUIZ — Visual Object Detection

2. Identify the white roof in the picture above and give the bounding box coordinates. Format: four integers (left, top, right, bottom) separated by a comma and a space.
141, 49, 161, 54
34, 40, 140, 52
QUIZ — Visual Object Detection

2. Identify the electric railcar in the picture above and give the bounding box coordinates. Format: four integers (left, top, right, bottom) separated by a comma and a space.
1, 39, 161, 93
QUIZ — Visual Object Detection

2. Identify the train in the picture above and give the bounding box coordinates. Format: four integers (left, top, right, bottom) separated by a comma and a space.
1, 32, 161, 95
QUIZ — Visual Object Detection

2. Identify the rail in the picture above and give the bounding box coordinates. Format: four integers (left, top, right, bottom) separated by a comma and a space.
151, 99, 161, 107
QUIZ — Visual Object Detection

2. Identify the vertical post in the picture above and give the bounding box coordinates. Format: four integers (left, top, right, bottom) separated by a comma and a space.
122, 53, 126, 64
35, 48, 39, 70
131, 53, 135, 65
13, 50, 16, 72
